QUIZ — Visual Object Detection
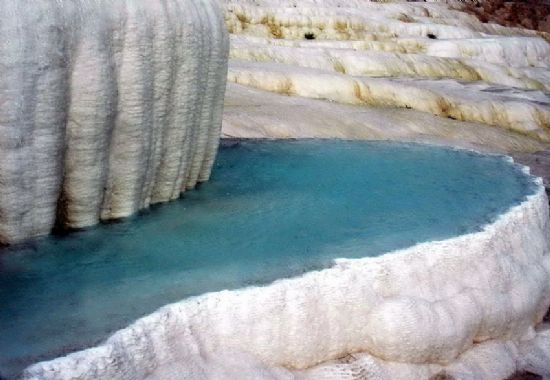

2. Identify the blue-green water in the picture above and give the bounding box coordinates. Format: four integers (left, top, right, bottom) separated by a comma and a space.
0, 140, 537, 378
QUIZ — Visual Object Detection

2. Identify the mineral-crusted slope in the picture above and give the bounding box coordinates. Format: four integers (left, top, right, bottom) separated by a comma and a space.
223, 83, 547, 154
221, 0, 550, 147
0, 0, 229, 244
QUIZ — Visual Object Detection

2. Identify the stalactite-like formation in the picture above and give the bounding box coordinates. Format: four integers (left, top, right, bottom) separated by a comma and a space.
0, 0, 229, 244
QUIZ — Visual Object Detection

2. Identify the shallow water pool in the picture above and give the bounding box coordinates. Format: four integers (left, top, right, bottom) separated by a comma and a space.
0, 140, 537, 378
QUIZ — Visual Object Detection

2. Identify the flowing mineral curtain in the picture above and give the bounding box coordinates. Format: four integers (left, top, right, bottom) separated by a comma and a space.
0, 0, 229, 244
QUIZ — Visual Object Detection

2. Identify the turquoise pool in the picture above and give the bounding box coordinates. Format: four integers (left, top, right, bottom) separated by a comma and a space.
0, 140, 537, 378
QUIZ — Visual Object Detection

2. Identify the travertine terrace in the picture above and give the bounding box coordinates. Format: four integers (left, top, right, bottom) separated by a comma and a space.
0, 0, 229, 244
222, 0, 550, 153
5, 0, 550, 379
21, 171, 550, 380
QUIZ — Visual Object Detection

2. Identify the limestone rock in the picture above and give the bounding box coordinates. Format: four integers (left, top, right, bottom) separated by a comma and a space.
222, 0, 550, 146
0, 0, 229, 244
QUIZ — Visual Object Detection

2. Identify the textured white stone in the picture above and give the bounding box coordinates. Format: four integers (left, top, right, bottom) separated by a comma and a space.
424, 37, 550, 68
0, 0, 229, 244
7, 0, 550, 379
228, 60, 550, 142
230, 36, 550, 90
21, 169, 550, 380
222, 1, 547, 42
222, 0, 550, 147
223, 83, 547, 154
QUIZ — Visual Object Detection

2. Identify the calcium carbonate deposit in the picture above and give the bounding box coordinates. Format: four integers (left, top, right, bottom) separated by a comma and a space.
0, 0, 229, 244
222, 0, 550, 152
3, 0, 550, 379
6, 140, 549, 380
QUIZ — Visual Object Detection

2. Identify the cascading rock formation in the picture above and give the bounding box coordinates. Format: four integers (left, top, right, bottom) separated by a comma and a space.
0, 0, 229, 244
4, 0, 550, 380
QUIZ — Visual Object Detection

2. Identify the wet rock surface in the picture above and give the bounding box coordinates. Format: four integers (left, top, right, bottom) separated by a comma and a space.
513, 150, 550, 197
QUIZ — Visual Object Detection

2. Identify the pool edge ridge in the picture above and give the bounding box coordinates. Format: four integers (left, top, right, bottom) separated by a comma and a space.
19, 171, 550, 380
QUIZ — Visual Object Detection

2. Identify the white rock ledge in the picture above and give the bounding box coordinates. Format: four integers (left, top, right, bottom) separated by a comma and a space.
21, 165, 550, 380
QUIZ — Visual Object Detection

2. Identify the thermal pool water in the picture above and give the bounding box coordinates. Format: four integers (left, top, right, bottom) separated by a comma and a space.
0, 140, 537, 378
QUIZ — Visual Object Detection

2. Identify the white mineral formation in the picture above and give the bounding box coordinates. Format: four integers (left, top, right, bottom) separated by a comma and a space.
8, 0, 550, 379
223, 83, 548, 153
221, 0, 550, 148
0, 0, 229, 244
21, 172, 550, 380
229, 60, 550, 141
